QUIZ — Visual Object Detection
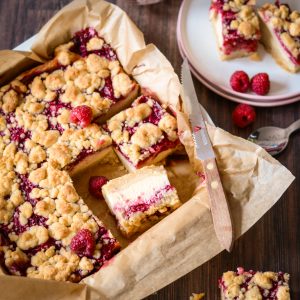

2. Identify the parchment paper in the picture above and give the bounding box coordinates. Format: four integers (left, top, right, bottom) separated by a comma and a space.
0, 1, 294, 299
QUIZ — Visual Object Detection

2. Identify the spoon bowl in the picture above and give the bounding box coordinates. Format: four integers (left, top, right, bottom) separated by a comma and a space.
248, 120, 300, 156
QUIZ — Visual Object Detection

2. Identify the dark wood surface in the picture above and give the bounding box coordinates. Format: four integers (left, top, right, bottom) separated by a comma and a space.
0, 0, 299, 299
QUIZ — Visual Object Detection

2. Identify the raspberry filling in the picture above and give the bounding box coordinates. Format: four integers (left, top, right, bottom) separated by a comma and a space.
18, 174, 37, 205
66, 148, 95, 171
99, 77, 116, 101
1, 111, 32, 149
275, 31, 300, 65
114, 185, 175, 219
43, 98, 72, 133
219, 269, 289, 299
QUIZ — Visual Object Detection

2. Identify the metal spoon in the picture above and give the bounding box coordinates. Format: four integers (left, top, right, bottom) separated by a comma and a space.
248, 119, 300, 156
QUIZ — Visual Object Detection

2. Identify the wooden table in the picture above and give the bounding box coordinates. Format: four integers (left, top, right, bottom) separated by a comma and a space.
1, 0, 299, 299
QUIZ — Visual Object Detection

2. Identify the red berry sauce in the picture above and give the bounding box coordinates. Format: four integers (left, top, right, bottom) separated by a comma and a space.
120, 185, 175, 219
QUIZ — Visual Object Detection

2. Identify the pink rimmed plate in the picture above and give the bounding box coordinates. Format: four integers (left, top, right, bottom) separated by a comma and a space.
177, 0, 300, 105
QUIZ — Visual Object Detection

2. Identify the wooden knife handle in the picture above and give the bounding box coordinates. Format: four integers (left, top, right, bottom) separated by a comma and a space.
203, 157, 234, 252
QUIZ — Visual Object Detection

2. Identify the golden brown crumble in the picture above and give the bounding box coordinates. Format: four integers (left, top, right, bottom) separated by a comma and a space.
221, 270, 290, 300
259, 3, 300, 58
131, 123, 163, 148
44, 70, 66, 91
2, 90, 20, 113
212, 0, 260, 40
17, 226, 49, 250
86, 37, 104, 51
107, 97, 178, 166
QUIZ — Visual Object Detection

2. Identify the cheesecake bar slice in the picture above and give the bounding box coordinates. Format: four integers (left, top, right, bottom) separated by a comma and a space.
102, 166, 181, 238
219, 268, 291, 299
258, 3, 300, 73
106, 95, 180, 172
210, 0, 261, 60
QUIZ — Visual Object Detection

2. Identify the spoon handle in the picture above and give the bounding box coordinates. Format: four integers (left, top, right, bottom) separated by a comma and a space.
287, 119, 300, 135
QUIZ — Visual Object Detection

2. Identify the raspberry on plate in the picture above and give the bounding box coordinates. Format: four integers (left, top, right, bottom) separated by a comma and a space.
232, 104, 256, 128
230, 71, 250, 93
89, 176, 109, 198
70, 105, 93, 127
70, 229, 95, 257
251, 73, 270, 95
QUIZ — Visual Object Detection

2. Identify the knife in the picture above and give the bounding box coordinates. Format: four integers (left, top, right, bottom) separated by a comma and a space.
181, 58, 234, 252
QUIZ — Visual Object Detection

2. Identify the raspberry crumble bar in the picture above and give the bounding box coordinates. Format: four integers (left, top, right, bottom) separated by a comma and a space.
106, 95, 180, 172
0, 27, 144, 281
219, 268, 291, 299
102, 166, 181, 238
210, 0, 261, 60
258, 3, 300, 73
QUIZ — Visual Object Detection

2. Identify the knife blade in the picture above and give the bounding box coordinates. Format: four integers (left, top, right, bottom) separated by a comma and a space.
181, 58, 234, 252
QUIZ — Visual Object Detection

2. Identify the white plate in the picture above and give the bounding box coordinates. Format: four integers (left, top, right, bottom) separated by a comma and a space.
177, 37, 300, 107
177, 0, 300, 102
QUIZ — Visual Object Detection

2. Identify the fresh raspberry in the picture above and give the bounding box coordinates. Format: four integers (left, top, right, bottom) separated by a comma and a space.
89, 176, 108, 199
70, 229, 95, 257
232, 104, 256, 128
70, 105, 93, 128
251, 73, 270, 95
230, 71, 250, 93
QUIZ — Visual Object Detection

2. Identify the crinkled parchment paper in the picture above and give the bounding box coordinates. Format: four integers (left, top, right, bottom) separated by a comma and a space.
0, 1, 294, 299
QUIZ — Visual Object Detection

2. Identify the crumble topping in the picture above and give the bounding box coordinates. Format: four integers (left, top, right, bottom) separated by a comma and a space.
131, 123, 163, 148
4, 248, 29, 275
86, 53, 109, 73
44, 70, 66, 91
112, 73, 135, 98
219, 269, 291, 300
2, 90, 21, 113
86, 37, 104, 51
18, 202, 33, 225
106, 96, 179, 167
0, 28, 127, 282
211, 0, 260, 40
259, 3, 300, 59
34, 197, 55, 218
17, 226, 49, 251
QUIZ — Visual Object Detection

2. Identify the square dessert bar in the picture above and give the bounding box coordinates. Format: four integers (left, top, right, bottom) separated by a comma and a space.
106, 95, 180, 172
258, 3, 300, 73
102, 166, 181, 238
219, 268, 291, 300
210, 0, 261, 60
